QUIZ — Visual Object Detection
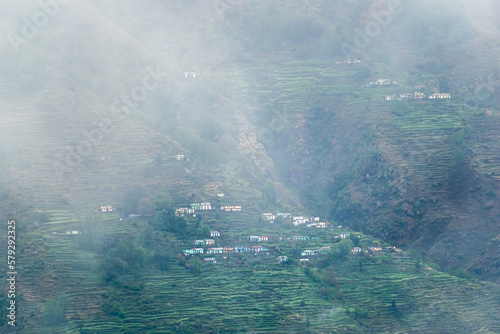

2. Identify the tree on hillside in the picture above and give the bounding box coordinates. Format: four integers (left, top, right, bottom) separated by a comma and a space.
101, 240, 145, 283
153, 209, 187, 237
43, 295, 68, 326
320, 238, 355, 267
186, 258, 202, 275
322, 265, 337, 287
138, 197, 155, 216
123, 186, 146, 215
151, 190, 172, 211
152, 249, 170, 271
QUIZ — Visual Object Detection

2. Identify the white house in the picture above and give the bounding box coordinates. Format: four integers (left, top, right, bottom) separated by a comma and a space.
301, 250, 315, 256
293, 216, 310, 226
221, 206, 241, 211
262, 213, 276, 221
207, 247, 224, 254
191, 203, 211, 211
351, 247, 362, 254
376, 79, 391, 85
100, 205, 112, 212
429, 93, 451, 99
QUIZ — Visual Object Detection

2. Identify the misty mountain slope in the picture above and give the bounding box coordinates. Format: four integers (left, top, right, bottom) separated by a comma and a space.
0, 0, 301, 215
372, 110, 500, 276
214, 1, 500, 282
0, 69, 193, 208
2, 0, 498, 278
247, 61, 500, 281
1, 1, 500, 332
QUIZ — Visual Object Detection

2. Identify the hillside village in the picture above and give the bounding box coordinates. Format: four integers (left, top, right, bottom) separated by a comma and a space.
166, 202, 397, 267
76, 198, 396, 269
367, 78, 452, 101
22, 191, 499, 334
332, 60, 453, 102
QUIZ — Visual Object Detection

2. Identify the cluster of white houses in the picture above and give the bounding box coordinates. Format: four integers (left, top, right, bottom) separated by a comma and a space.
183, 232, 387, 261
221, 205, 242, 212
262, 212, 291, 222
50, 230, 86, 235
351, 246, 383, 254
370, 78, 398, 86
307, 221, 327, 228
184, 72, 205, 78
185, 245, 385, 258
204, 257, 217, 263
175, 202, 212, 216
194, 239, 216, 246
191, 202, 212, 211
183, 245, 269, 255
299, 245, 383, 257
174, 203, 242, 215
262, 213, 330, 228
300, 246, 332, 256
175, 207, 195, 216
335, 57, 362, 65
184, 72, 197, 78
249, 235, 269, 242
292, 216, 329, 228
385, 92, 451, 101
288, 236, 312, 241
193, 231, 220, 246
366, 78, 452, 101
184, 233, 271, 256
100, 205, 113, 212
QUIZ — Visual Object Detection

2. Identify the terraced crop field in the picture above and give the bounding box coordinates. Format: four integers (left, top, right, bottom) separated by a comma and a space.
0, 77, 196, 210
467, 109, 500, 180
376, 100, 466, 188
9, 207, 500, 333
3, 54, 499, 333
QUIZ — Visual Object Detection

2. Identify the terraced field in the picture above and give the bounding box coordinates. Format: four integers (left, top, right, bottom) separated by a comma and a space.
1, 42, 499, 334
8, 207, 500, 333
467, 109, 500, 180
376, 100, 466, 189
2, 1, 500, 332
0, 75, 200, 210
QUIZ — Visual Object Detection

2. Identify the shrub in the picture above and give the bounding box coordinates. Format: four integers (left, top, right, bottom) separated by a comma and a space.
101, 300, 125, 318
43, 295, 68, 326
